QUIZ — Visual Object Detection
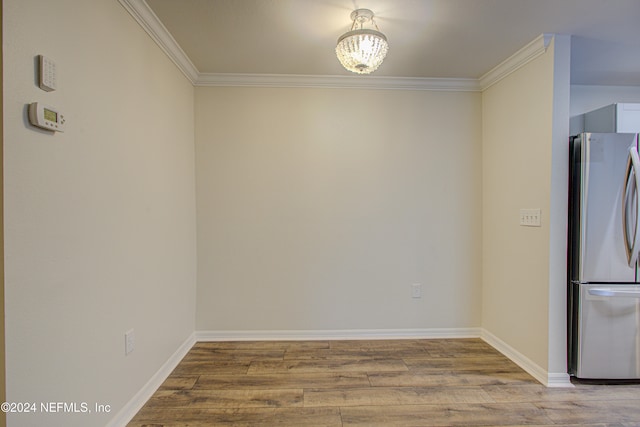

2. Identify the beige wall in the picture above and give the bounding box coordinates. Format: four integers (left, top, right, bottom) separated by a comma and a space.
3, 1, 196, 425
482, 41, 554, 371
481, 37, 570, 375
546, 36, 571, 377
1, 0, 5, 425
195, 87, 482, 332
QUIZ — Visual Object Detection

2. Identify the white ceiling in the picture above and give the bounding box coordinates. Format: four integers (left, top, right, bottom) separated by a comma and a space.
142, 0, 640, 86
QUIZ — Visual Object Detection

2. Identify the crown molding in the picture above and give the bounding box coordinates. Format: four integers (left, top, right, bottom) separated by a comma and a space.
195, 73, 481, 91
118, 0, 199, 83
119, 1, 550, 93
479, 34, 553, 90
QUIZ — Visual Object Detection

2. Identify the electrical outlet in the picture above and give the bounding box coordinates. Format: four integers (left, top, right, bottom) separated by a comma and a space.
520, 209, 541, 227
411, 283, 422, 299
125, 329, 135, 355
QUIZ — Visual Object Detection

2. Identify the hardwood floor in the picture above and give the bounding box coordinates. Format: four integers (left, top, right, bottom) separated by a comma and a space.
128, 339, 640, 426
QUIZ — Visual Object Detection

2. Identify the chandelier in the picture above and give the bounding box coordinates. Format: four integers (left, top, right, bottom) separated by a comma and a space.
335, 9, 388, 74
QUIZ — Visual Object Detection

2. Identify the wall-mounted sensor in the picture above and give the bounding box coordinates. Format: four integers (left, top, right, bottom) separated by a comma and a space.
38, 55, 57, 92
28, 102, 65, 132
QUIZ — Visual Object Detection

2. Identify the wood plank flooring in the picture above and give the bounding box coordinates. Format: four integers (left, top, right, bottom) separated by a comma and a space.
128, 338, 640, 426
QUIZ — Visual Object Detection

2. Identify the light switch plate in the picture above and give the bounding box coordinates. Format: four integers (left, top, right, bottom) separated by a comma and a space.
520, 209, 541, 227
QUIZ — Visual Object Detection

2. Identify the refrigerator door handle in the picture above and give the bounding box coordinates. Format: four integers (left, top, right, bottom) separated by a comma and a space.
588, 288, 640, 298
622, 146, 640, 267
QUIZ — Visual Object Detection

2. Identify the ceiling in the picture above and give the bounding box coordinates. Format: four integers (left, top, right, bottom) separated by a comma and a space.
143, 0, 640, 86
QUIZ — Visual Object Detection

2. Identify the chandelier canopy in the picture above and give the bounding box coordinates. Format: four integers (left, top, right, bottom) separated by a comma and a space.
335, 9, 388, 75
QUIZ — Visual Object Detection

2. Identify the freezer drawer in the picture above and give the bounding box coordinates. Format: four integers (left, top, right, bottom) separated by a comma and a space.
576, 283, 640, 379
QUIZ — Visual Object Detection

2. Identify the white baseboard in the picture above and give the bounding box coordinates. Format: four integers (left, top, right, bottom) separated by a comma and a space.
480, 329, 572, 387
106, 332, 197, 427
546, 372, 573, 387
195, 327, 482, 341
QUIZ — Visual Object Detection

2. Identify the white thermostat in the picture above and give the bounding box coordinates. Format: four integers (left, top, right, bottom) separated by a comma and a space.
28, 102, 65, 132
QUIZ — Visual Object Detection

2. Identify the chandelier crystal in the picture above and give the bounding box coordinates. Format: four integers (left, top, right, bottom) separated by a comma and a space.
336, 9, 388, 74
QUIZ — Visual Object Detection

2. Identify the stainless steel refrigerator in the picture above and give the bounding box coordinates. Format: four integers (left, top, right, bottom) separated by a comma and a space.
568, 132, 640, 379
